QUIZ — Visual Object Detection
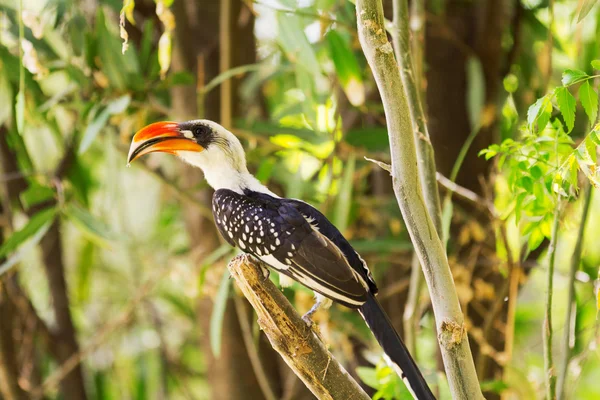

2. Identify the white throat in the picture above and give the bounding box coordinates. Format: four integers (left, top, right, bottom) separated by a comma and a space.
176, 150, 278, 197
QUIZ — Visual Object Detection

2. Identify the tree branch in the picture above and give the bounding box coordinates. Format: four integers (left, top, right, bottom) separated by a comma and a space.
226, 255, 370, 400
392, 0, 444, 358
356, 1, 483, 398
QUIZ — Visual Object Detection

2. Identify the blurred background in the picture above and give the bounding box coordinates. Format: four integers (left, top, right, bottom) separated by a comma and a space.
1, 0, 599, 399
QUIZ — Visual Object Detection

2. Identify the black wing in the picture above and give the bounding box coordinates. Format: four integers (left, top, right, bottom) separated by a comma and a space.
212, 189, 369, 308
284, 198, 378, 294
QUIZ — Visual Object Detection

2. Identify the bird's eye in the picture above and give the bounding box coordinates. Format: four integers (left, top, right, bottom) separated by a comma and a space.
194, 125, 211, 137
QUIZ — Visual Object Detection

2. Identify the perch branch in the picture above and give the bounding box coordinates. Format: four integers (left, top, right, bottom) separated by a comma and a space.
226, 255, 370, 400
356, 1, 483, 398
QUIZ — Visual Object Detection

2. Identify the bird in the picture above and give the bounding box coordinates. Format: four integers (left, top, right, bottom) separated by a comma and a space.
128, 119, 436, 400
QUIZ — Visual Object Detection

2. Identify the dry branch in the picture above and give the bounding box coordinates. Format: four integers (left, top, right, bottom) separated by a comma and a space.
226, 255, 370, 400
356, 1, 483, 398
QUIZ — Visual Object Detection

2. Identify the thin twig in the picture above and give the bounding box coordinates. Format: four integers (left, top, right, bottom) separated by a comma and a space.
233, 296, 277, 400
544, 203, 561, 400
556, 185, 593, 399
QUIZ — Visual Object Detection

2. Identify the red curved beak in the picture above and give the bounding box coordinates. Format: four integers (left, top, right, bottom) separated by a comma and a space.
127, 121, 204, 164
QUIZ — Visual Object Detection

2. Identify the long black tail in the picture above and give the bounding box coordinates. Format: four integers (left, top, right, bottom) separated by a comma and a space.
359, 293, 436, 400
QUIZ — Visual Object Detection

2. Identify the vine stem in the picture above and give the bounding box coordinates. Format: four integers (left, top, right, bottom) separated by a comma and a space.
544, 203, 560, 400
556, 185, 593, 399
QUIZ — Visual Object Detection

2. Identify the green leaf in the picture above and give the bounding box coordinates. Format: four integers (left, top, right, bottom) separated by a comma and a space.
577, 0, 597, 23
326, 30, 364, 106
356, 366, 380, 389
276, 12, 321, 74
592, 60, 600, 70
64, 203, 119, 246
106, 95, 131, 114
76, 241, 95, 303
159, 290, 195, 320
198, 244, 233, 287
332, 153, 355, 233
467, 57, 485, 129
561, 69, 588, 86
79, 95, 131, 154
202, 63, 263, 95
16, 90, 24, 134
503, 74, 518, 94
527, 95, 552, 133
95, 10, 139, 88
19, 183, 55, 210
555, 87, 576, 133
79, 107, 111, 154
0, 207, 57, 259
578, 81, 598, 125
210, 270, 231, 357
0, 64, 13, 126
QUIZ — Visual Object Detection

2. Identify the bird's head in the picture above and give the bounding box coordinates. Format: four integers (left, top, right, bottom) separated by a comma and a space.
128, 119, 267, 193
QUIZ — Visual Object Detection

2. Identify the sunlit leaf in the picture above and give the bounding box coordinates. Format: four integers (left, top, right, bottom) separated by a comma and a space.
332, 153, 355, 233
561, 69, 588, 86
527, 95, 552, 133
555, 87, 576, 133
16, 90, 24, 134
0, 207, 57, 259
467, 57, 484, 129
156, 0, 175, 79
19, 183, 55, 210
326, 30, 364, 106
592, 60, 600, 70
158, 32, 172, 79
76, 241, 95, 303
356, 366, 379, 389
578, 81, 598, 125
119, 0, 136, 54
276, 12, 321, 73
210, 269, 231, 357
0, 64, 13, 126
577, 0, 597, 23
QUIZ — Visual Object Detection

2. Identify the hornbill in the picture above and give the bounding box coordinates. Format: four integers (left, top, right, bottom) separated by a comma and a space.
128, 120, 436, 400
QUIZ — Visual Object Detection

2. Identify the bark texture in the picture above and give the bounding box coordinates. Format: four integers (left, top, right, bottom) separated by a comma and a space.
227, 255, 370, 400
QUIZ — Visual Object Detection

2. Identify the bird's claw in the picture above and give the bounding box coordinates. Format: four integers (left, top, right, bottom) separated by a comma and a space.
302, 314, 314, 328
257, 261, 270, 280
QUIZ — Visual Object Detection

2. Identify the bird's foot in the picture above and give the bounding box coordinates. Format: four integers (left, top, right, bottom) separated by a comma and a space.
301, 314, 315, 328
301, 302, 320, 328
256, 260, 271, 280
